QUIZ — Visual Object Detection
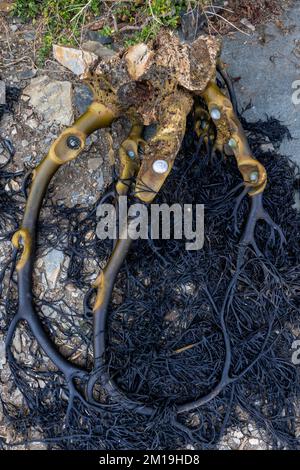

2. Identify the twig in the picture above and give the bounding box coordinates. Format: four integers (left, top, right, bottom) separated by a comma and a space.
71, 0, 92, 24
205, 11, 250, 36
147, 0, 163, 25
2, 56, 35, 68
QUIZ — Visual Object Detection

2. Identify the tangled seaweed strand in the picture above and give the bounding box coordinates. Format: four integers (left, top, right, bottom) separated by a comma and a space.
1, 82, 300, 449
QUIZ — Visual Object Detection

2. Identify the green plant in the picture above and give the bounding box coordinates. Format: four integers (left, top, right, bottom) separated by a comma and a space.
12, 0, 212, 63
13, 0, 102, 64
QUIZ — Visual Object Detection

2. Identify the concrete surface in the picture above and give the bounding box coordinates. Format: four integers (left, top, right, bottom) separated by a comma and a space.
222, 1, 300, 164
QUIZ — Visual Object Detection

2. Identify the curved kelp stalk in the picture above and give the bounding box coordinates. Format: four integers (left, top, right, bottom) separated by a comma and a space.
6, 102, 117, 407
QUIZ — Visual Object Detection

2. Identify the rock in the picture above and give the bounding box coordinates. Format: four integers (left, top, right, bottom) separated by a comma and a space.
23, 31, 36, 41
249, 438, 259, 446
23, 76, 73, 126
222, 2, 300, 166
43, 249, 64, 288
9, 24, 19, 32
74, 84, 94, 114
10, 180, 20, 191
0, 145, 9, 165
186, 444, 195, 450
0, 80, 6, 105
82, 41, 116, 60
96, 170, 105, 190
41, 305, 56, 319
18, 69, 37, 80
180, 8, 207, 41
240, 18, 256, 32
36, 258, 43, 268
228, 437, 241, 450
53, 45, 98, 76
26, 118, 38, 129
88, 157, 102, 171
85, 30, 112, 45
0, 340, 6, 369
233, 430, 244, 439
260, 142, 275, 152
12, 329, 22, 354
24, 108, 33, 118
10, 388, 24, 407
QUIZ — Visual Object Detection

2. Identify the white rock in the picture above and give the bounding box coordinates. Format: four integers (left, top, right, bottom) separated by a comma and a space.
233, 430, 244, 439
0, 340, 6, 369
0, 152, 9, 165
0, 80, 6, 105
10, 180, 20, 191
10, 24, 19, 33
12, 329, 22, 354
53, 45, 98, 77
261, 142, 275, 152
26, 118, 38, 129
97, 170, 105, 190
249, 438, 259, 446
240, 18, 256, 32
43, 249, 64, 288
24, 76, 73, 126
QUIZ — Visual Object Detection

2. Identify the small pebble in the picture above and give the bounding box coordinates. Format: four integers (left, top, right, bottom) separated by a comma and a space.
27, 118, 38, 129
10, 24, 19, 32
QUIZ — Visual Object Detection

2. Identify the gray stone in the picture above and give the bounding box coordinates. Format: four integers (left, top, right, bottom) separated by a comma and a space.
26, 118, 38, 129
0, 340, 6, 369
18, 69, 37, 80
228, 437, 241, 450
12, 329, 22, 354
88, 157, 102, 171
96, 170, 105, 191
43, 249, 64, 288
240, 18, 256, 32
74, 84, 93, 114
0, 145, 9, 165
85, 30, 112, 45
10, 24, 19, 32
0, 80, 5, 105
23, 31, 36, 41
222, 1, 300, 165
23, 76, 73, 126
180, 8, 206, 41
82, 41, 116, 60
260, 142, 275, 152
